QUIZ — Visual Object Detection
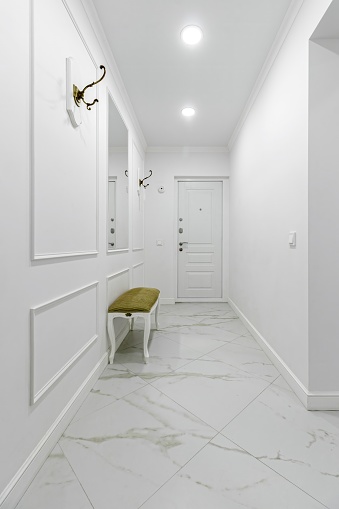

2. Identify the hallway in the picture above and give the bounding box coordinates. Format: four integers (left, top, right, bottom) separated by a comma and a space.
15, 304, 339, 509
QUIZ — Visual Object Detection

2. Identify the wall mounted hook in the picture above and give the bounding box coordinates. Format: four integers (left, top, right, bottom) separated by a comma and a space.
139, 170, 153, 188
73, 65, 106, 110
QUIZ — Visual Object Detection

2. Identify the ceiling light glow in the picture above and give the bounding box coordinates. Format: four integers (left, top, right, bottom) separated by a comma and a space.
181, 25, 203, 45
182, 107, 195, 117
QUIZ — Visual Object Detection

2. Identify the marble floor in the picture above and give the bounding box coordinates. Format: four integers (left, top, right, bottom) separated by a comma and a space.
15, 303, 339, 509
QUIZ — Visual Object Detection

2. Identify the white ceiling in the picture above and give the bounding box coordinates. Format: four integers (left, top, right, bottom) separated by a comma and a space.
92, 0, 293, 148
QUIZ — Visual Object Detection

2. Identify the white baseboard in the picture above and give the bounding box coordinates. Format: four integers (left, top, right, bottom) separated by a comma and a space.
160, 298, 176, 305
1, 353, 108, 509
228, 298, 339, 411
175, 298, 228, 303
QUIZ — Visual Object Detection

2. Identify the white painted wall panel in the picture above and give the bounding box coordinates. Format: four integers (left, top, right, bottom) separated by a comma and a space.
32, 0, 97, 258
31, 283, 98, 403
132, 142, 145, 250
229, 0, 332, 389
309, 38, 339, 391
133, 262, 144, 288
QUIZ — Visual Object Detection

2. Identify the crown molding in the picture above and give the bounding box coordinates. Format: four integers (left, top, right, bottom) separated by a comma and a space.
227, 0, 305, 151
146, 146, 229, 154
80, 0, 147, 152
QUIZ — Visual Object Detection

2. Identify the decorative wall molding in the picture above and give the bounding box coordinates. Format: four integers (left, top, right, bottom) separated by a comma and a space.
0, 353, 107, 509
227, 0, 305, 150
30, 282, 98, 405
30, 0, 99, 260
229, 298, 339, 410
132, 262, 144, 269
146, 146, 229, 153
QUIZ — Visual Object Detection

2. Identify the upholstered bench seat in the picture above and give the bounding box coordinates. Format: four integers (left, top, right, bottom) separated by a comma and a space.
107, 287, 160, 364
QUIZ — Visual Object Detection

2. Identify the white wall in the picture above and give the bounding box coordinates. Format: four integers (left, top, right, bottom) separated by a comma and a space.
144, 150, 230, 301
309, 38, 339, 391
0, 0, 146, 505
229, 0, 332, 391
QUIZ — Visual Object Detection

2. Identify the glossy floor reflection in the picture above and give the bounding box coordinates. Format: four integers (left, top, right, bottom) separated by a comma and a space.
15, 303, 339, 509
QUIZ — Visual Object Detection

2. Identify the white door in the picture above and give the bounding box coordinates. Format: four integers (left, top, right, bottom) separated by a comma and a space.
177, 181, 222, 298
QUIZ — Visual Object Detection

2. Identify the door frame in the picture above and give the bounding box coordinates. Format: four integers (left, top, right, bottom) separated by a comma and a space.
174, 177, 229, 302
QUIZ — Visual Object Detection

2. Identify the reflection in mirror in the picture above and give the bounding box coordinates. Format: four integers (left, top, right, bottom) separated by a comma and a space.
107, 93, 129, 250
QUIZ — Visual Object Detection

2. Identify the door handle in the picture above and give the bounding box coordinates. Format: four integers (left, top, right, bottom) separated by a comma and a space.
179, 242, 188, 246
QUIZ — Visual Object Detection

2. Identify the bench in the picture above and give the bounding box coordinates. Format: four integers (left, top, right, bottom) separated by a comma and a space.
107, 287, 160, 364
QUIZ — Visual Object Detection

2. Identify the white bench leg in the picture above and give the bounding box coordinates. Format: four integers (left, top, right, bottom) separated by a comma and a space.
107, 315, 116, 364
143, 314, 151, 362
155, 299, 160, 330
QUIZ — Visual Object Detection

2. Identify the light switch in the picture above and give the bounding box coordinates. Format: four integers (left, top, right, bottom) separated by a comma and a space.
289, 231, 296, 247
156, 240, 163, 246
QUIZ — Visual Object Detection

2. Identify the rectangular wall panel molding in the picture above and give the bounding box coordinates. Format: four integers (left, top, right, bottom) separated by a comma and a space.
31, 0, 99, 259
30, 282, 99, 404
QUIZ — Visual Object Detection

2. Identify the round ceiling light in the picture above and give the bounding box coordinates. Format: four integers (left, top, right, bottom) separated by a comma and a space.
181, 25, 203, 45
182, 107, 196, 117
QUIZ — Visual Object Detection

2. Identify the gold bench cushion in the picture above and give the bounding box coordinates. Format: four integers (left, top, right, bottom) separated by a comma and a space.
108, 287, 160, 314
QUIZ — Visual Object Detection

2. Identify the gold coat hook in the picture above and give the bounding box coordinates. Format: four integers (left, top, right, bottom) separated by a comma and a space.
73, 65, 106, 110
139, 170, 153, 188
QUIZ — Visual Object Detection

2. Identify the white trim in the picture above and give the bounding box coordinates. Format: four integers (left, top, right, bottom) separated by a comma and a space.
146, 146, 229, 153
0, 353, 107, 509
132, 261, 144, 269
32, 250, 99, 260
133, 248, 144, 252
176, 298, 228, 303
160, 298, 176, 305
227, 0, 305, 150
30, 282, 99, 405
229, 298, 339, 410
106, 267, 130, 283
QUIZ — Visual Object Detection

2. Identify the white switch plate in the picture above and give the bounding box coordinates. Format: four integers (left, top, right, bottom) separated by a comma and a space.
156, 240, 163, 246
289, 231, 296, 247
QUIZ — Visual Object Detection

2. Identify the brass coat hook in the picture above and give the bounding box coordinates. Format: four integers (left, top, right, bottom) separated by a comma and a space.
125, 170, 128, 177
139, 170, 153, 188
73, 65, 106, 110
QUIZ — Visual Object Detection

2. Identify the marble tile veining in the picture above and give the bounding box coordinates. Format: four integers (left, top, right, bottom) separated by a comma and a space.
15, 303, 339, 509
140, 434, 326, 509
60, 385, 216, 509
15, 445, 92, 509
150, 355, 270, 430
222, 376, 339, 508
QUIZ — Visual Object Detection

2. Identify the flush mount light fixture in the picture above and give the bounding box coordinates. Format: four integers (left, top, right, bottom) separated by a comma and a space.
181, 25, 203, 45
182, 107, 196, 117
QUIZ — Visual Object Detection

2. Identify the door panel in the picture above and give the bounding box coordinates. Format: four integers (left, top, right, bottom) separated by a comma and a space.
177, 181, 222, 298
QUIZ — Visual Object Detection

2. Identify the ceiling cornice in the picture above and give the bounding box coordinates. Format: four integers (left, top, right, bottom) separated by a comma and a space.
227, 0, 305, 151
147, 146, 229, 154
81, 0, 148, 152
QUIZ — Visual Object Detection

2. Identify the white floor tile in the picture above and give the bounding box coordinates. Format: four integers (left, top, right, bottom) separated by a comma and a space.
222, 377, 339, 508
15, 445, 92, 509
140, 434, 326, 509
150, 356, 270, 430
59, 385, 216, 509
207, 341, 279, 381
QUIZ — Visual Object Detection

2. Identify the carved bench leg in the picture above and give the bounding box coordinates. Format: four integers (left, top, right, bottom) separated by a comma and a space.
107, 315, 116, 364
155, 299, 160, 330
143, 314, 151, 362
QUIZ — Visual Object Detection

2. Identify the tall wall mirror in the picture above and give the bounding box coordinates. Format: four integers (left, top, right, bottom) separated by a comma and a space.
107, 92, 129, 251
